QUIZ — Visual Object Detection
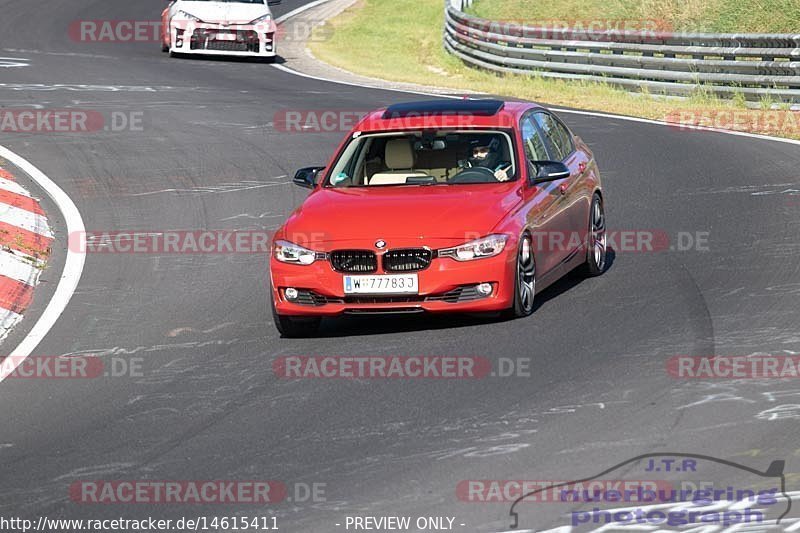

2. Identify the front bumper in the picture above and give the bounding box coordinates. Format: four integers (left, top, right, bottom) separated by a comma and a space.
170, 21, 276, 57
270, 251, 516, 317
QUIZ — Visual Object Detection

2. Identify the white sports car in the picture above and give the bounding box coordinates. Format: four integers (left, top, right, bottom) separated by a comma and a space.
161, 0, 281, 60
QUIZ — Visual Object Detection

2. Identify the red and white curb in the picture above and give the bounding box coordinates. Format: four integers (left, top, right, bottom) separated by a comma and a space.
0, 166, 53, 342
0, 146, 84, 382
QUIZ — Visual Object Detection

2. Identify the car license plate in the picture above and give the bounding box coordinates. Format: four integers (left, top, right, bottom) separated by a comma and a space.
214, 33, 237, 41
343, 274, 419, 294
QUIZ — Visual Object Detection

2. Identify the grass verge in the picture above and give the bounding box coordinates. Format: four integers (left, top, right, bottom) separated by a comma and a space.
468, 0, 800, 33
308, 0, 800, 140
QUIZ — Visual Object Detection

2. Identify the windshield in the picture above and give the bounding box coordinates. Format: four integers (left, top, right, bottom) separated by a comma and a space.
325, 130, 517, 187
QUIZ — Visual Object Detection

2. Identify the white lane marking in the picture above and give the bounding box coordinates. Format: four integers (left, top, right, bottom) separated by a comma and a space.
0, 204, 53, 237
271, 63, 467, 99
273, 0, 800, 148
0, 57, 29, 68
275, 0, 340, 24
0, 308, 23, 343
0, 176, 32, 197
549, 107, 800, 147
0, 146, 86, 381
3, 48, 114, 59
0, 251, 43, 285
0, 84, 160, 92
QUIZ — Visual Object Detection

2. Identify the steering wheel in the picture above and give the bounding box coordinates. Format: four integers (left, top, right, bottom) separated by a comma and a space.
448, 166, 496, 183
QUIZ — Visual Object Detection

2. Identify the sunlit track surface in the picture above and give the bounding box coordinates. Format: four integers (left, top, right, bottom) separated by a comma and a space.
0, 0, 799, 531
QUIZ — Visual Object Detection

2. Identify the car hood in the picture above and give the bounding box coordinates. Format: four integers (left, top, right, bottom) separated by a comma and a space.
176, 1, 270, 23
280, 184, 522, 246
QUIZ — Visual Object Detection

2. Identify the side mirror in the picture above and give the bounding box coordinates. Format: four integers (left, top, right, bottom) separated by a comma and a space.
530, 160, 570, 185
293, 166, 325, 189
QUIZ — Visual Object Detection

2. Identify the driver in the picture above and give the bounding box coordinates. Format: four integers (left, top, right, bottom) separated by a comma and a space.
465, 137, 512, 181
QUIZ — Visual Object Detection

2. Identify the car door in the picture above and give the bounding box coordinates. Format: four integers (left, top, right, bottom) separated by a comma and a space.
532, 111, 589, 264
519, 113, 572, 279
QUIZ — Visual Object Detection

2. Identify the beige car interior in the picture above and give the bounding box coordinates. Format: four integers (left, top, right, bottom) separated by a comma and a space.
343, 134, 512, 186
367, 139, 430, 185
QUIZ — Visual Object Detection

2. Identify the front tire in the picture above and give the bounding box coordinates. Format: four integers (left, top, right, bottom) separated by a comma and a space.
507, 233, 536, 318
271, 294, 320, 338
583, 193, 607, 276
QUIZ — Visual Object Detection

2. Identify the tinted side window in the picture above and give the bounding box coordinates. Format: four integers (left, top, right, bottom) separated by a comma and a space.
553, 118, 575, 158
533, 112, 574, 161
520, 117, 548, 161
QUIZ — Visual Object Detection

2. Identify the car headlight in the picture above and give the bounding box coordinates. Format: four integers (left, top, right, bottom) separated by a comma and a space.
274, 240, 318, 265
249, 13, 272, 24
174, 10, 201, 22
438, 234, 508, 261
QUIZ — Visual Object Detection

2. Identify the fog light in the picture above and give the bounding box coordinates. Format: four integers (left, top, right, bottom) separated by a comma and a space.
476, 283, 493, 296
285, 288, 299, 300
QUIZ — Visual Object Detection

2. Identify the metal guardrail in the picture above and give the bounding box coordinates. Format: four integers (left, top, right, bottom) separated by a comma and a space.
444, 3, 800, 102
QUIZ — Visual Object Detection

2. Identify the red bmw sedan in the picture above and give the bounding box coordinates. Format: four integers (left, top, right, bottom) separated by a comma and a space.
270, 100, 606, 337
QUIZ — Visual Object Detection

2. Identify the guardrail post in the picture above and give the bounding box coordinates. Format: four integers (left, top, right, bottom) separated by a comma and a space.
448, 0, 473, 10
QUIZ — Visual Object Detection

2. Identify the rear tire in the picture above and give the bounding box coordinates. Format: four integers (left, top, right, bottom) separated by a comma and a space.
271, 294, 320, 338
582, 193, 607, 276
506, 233, 536, 318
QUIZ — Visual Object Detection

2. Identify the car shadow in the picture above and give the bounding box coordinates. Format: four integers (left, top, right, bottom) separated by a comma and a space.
316, 309, 500, 338
531, 247, 616, 312
309, 248, 616, 338
168, 53, 283, 64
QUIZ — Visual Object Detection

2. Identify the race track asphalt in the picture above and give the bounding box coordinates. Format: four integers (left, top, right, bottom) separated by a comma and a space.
1, 0, 799, 531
